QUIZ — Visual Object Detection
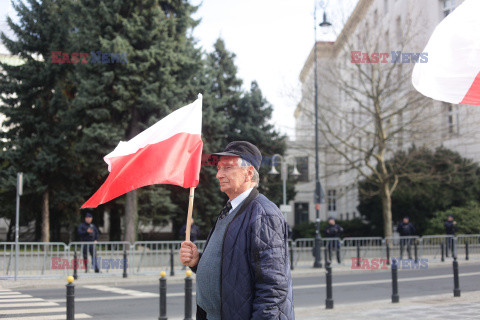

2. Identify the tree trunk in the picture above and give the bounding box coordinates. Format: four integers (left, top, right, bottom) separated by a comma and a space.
381, 182, 393, 238
6, 219, 14, 242
41, 189, 50, 243
124, 190, 138, 244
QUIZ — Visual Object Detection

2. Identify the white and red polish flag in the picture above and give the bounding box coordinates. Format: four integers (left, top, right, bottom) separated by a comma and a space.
81, 94, 203, 208
412, 0, 480, 105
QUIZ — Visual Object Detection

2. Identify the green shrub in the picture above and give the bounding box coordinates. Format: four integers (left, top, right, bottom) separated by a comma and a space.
425, 201, 480, 235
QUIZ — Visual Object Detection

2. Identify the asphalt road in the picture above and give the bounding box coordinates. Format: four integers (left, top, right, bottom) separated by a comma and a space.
2, 264, 479, 319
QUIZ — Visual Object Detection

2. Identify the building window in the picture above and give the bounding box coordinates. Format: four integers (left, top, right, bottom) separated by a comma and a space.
295, 156, 309, 182
294, 202, 309, 225
327, 189, 337, 212
346, 212, 350, 220
443, 0, 456, 17
340, 213, 344, 220
353, 212, 356, 219
444, 102, 459, 135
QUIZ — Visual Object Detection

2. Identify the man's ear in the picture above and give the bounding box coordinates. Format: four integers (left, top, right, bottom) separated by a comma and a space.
247, 166, 254, 182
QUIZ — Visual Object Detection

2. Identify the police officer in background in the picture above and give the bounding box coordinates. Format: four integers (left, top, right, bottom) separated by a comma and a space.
77, 212, 100, 273
444, 214, 457, 257
324, 217, 343, 263
397, 216, 416, 260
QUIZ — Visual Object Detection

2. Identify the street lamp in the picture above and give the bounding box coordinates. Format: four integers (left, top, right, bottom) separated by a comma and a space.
269, 154, 300, 216
313, 0, 331, 268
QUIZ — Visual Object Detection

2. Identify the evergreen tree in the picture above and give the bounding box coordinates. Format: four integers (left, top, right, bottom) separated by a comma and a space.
71, 0, 202, 242
0, 0, 77, 242
174, 38, 295, 238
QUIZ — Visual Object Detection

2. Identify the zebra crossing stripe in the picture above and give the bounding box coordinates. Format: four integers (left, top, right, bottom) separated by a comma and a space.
0, 307, 65, 314
0, 294, 33, 299
83, 285, 156, 297
0, 298, 45, 303
0, 292, 22, 295
4, 313, 92, 320
0, 301, 58, 308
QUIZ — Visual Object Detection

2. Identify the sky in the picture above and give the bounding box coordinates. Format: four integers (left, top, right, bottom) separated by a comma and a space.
191, 0, 358, 138
0, 0, 358, 138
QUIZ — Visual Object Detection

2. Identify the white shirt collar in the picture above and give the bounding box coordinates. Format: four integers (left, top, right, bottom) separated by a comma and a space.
229, 188, 254, 213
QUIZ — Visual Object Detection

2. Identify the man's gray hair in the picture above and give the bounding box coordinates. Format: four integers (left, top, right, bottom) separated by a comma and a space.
238, 158, 260, 187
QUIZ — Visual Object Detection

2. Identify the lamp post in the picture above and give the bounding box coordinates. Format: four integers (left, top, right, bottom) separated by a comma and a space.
269, 154, 300, 217
313, 0, 331, 268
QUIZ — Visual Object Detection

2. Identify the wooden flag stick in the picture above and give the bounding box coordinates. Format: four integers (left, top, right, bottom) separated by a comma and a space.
185, 187, 195, 242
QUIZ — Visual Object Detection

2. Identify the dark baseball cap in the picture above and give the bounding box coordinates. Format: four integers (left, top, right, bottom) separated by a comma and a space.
85, 212, 93, 218
212, 141, 262, 170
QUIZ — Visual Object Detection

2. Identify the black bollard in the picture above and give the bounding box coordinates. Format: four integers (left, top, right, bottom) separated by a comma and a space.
289, 242, 294, 271
66, 276, 75, 320
123, 249, 128, 278
170, 246, 175, 276
441, 243, 445, 262
184, 271, 193, 320
453, 257, 461, 297
73, 251, 78, 280
325, 260, 334, 309
465, 242, 469, 261
356, 243, 361, 267
159, 271, 167, 320
391, 259, 399, 303
386, 244, 390, 265
414, 241, 418, 263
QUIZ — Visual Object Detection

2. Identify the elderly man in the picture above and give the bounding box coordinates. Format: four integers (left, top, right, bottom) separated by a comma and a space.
180, 141, 294, 320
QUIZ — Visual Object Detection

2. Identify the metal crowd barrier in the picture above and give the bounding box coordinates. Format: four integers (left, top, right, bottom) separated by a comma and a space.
131, 240, 206, 275
0, 242, 68, 278
68, 241, 130, 275
1, 235, 479, 278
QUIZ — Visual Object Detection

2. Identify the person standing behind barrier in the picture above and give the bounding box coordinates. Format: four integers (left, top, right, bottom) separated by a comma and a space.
77, 212, 99, 273
444, 214, 457, 257
397, 216, 415, 260
324, 217, 343, 263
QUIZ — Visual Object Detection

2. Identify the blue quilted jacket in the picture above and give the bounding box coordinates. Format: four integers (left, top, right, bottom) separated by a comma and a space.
193, 188, 295, 319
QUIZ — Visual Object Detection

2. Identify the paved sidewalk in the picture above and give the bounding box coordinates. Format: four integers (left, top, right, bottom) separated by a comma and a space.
295, 291, 480, 320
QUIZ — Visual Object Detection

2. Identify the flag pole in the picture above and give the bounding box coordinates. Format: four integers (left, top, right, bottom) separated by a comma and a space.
185, 187, 195, 242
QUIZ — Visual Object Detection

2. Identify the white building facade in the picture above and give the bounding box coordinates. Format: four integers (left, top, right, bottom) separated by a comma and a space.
287, 0, 480, 227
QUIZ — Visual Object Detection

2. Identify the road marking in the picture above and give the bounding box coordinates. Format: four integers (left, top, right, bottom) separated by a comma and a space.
0, 307, 65, 314
0, 298, 44, 303
0, 290, 93, 319
0, 294, 33, 299
83, 285, 157, 297
50, 291, 195, 303
0, 301, 58, 308
293, 271, 480, 290
0, 292, 22, 295
4, 313, 91, 320
47, 270, 480, 303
